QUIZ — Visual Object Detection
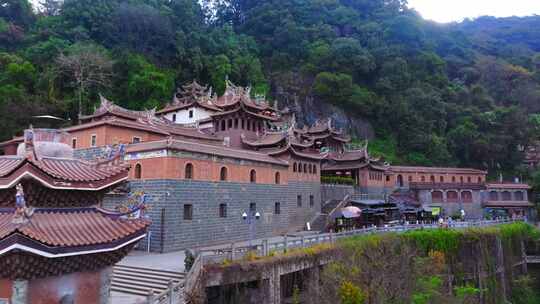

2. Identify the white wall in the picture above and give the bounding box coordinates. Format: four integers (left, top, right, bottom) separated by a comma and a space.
163, 107, 215, 124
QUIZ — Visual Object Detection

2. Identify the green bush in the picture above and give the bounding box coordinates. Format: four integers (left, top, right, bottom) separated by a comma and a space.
321, 175, 355, 185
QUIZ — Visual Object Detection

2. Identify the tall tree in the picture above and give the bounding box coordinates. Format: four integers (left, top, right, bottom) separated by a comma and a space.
56, 43, 113, 118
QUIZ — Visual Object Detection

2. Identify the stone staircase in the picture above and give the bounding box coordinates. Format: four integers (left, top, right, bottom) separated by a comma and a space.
310, 199, 350, 232
111, 264, 186, 297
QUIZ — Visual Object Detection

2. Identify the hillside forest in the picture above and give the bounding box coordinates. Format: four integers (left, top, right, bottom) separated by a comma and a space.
2, 0, 540, 180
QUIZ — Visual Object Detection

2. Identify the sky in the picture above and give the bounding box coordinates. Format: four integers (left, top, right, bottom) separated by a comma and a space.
407, 0, 540, 23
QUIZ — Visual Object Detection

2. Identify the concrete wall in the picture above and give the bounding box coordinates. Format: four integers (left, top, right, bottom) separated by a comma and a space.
105, 179, 320, 252
320, 184, 354, 204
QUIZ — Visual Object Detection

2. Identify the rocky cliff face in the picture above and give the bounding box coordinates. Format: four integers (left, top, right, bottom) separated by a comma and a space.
271, 74, 374, 140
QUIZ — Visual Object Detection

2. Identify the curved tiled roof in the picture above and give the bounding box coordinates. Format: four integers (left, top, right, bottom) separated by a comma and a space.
241, 132, 286, 147
0, 208, 149, 253
327, 150, 368, 162
29, 157, 128, 182
127, 139, 289, 166
0, 157, 24, 177
390, 166, 487, 175
0, 156, 130, 189
157, 100, 222, 114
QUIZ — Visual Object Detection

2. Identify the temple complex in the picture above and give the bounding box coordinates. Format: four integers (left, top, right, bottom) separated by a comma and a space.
0, 81, 534, 253
0, 129, 149, 303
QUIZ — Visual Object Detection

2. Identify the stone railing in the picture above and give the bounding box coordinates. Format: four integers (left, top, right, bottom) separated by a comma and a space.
198, 218, 519, 266
164, 218, 519, 304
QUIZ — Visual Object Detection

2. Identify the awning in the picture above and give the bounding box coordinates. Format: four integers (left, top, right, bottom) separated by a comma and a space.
332, 206, 362, 219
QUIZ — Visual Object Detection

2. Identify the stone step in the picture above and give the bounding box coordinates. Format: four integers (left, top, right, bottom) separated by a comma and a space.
111, 264, 186, 297
112, 277, 170, 291
115, 264, 185, 278
111, 284, 158, 297
113, 272, 180, 286
114, 268, 183, 282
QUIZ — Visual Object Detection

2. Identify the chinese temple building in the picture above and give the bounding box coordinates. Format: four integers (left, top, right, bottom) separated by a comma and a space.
0, 80, 535, 252
0, 129, 149, 303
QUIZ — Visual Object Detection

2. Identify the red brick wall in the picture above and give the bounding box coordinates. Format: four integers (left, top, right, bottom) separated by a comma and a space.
129, 156, 290, 185
69, 126, 165, 149
1, 144, 18, 155
388, 171, 486, 186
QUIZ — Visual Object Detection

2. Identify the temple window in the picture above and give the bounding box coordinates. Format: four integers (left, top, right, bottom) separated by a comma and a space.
408, 176, 412, 182
303, 163, 307, 173
228, 119, 233, 129
91, 134, 97, 147
397, 175, 404, 187
309, 195, 315, 207
489, 191, 499, 201
234, 118, 239, 129
440, 176, 444, 183
220, 167, 228, 181
241, 119, 245, 129
462, 191, 473, 203
275, 202, 281, 214
386, 175, 390, 182
132, 137, 141, 144
460, 176, 464, 183
275, 172, 281, 184
248, 120, 252, 131
478, 177, 482, 183
250, 169, 257, 183
452, 176, 456, 183
447, 191, 458, 202
298, 163, 303, 173
134, 164, 142, 179
313, 166, 317, 174
173, 114, 177, 122
431, 191, 443, 203
515, 191, 524, 201
184, 204, 193, 220
219, 203, 227, 218
189, 110, 194, 118
185, 163, 194, 179
430, 175, 435, 183
502, 191, 512, 201
221, 120, 226, 131
467, 177, 471, 183
421, 176, 425, 182
297, 195, 302, 207
72, 138, 77, 149
293, 163, 297, 172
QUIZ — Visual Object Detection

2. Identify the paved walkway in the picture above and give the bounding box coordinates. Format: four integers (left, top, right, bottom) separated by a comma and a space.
118, 232, 314, 272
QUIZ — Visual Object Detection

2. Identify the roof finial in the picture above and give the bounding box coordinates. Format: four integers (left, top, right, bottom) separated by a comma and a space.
13, 183, 34, 224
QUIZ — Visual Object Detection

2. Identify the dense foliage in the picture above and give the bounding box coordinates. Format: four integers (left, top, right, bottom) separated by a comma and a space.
1, 0, 540, 177
205, 222, 540, 304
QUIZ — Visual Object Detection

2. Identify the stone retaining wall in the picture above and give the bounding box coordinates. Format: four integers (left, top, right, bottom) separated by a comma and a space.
104, 179, 321, 252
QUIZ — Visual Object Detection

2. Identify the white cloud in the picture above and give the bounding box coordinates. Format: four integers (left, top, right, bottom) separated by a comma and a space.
408, 0, 540, 23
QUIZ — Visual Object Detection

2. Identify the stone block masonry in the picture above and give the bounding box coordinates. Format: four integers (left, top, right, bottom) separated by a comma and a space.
104, 180, 321, 252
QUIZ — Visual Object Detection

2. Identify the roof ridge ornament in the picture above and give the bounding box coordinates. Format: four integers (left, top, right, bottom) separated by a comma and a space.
13, 183, 34, 224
